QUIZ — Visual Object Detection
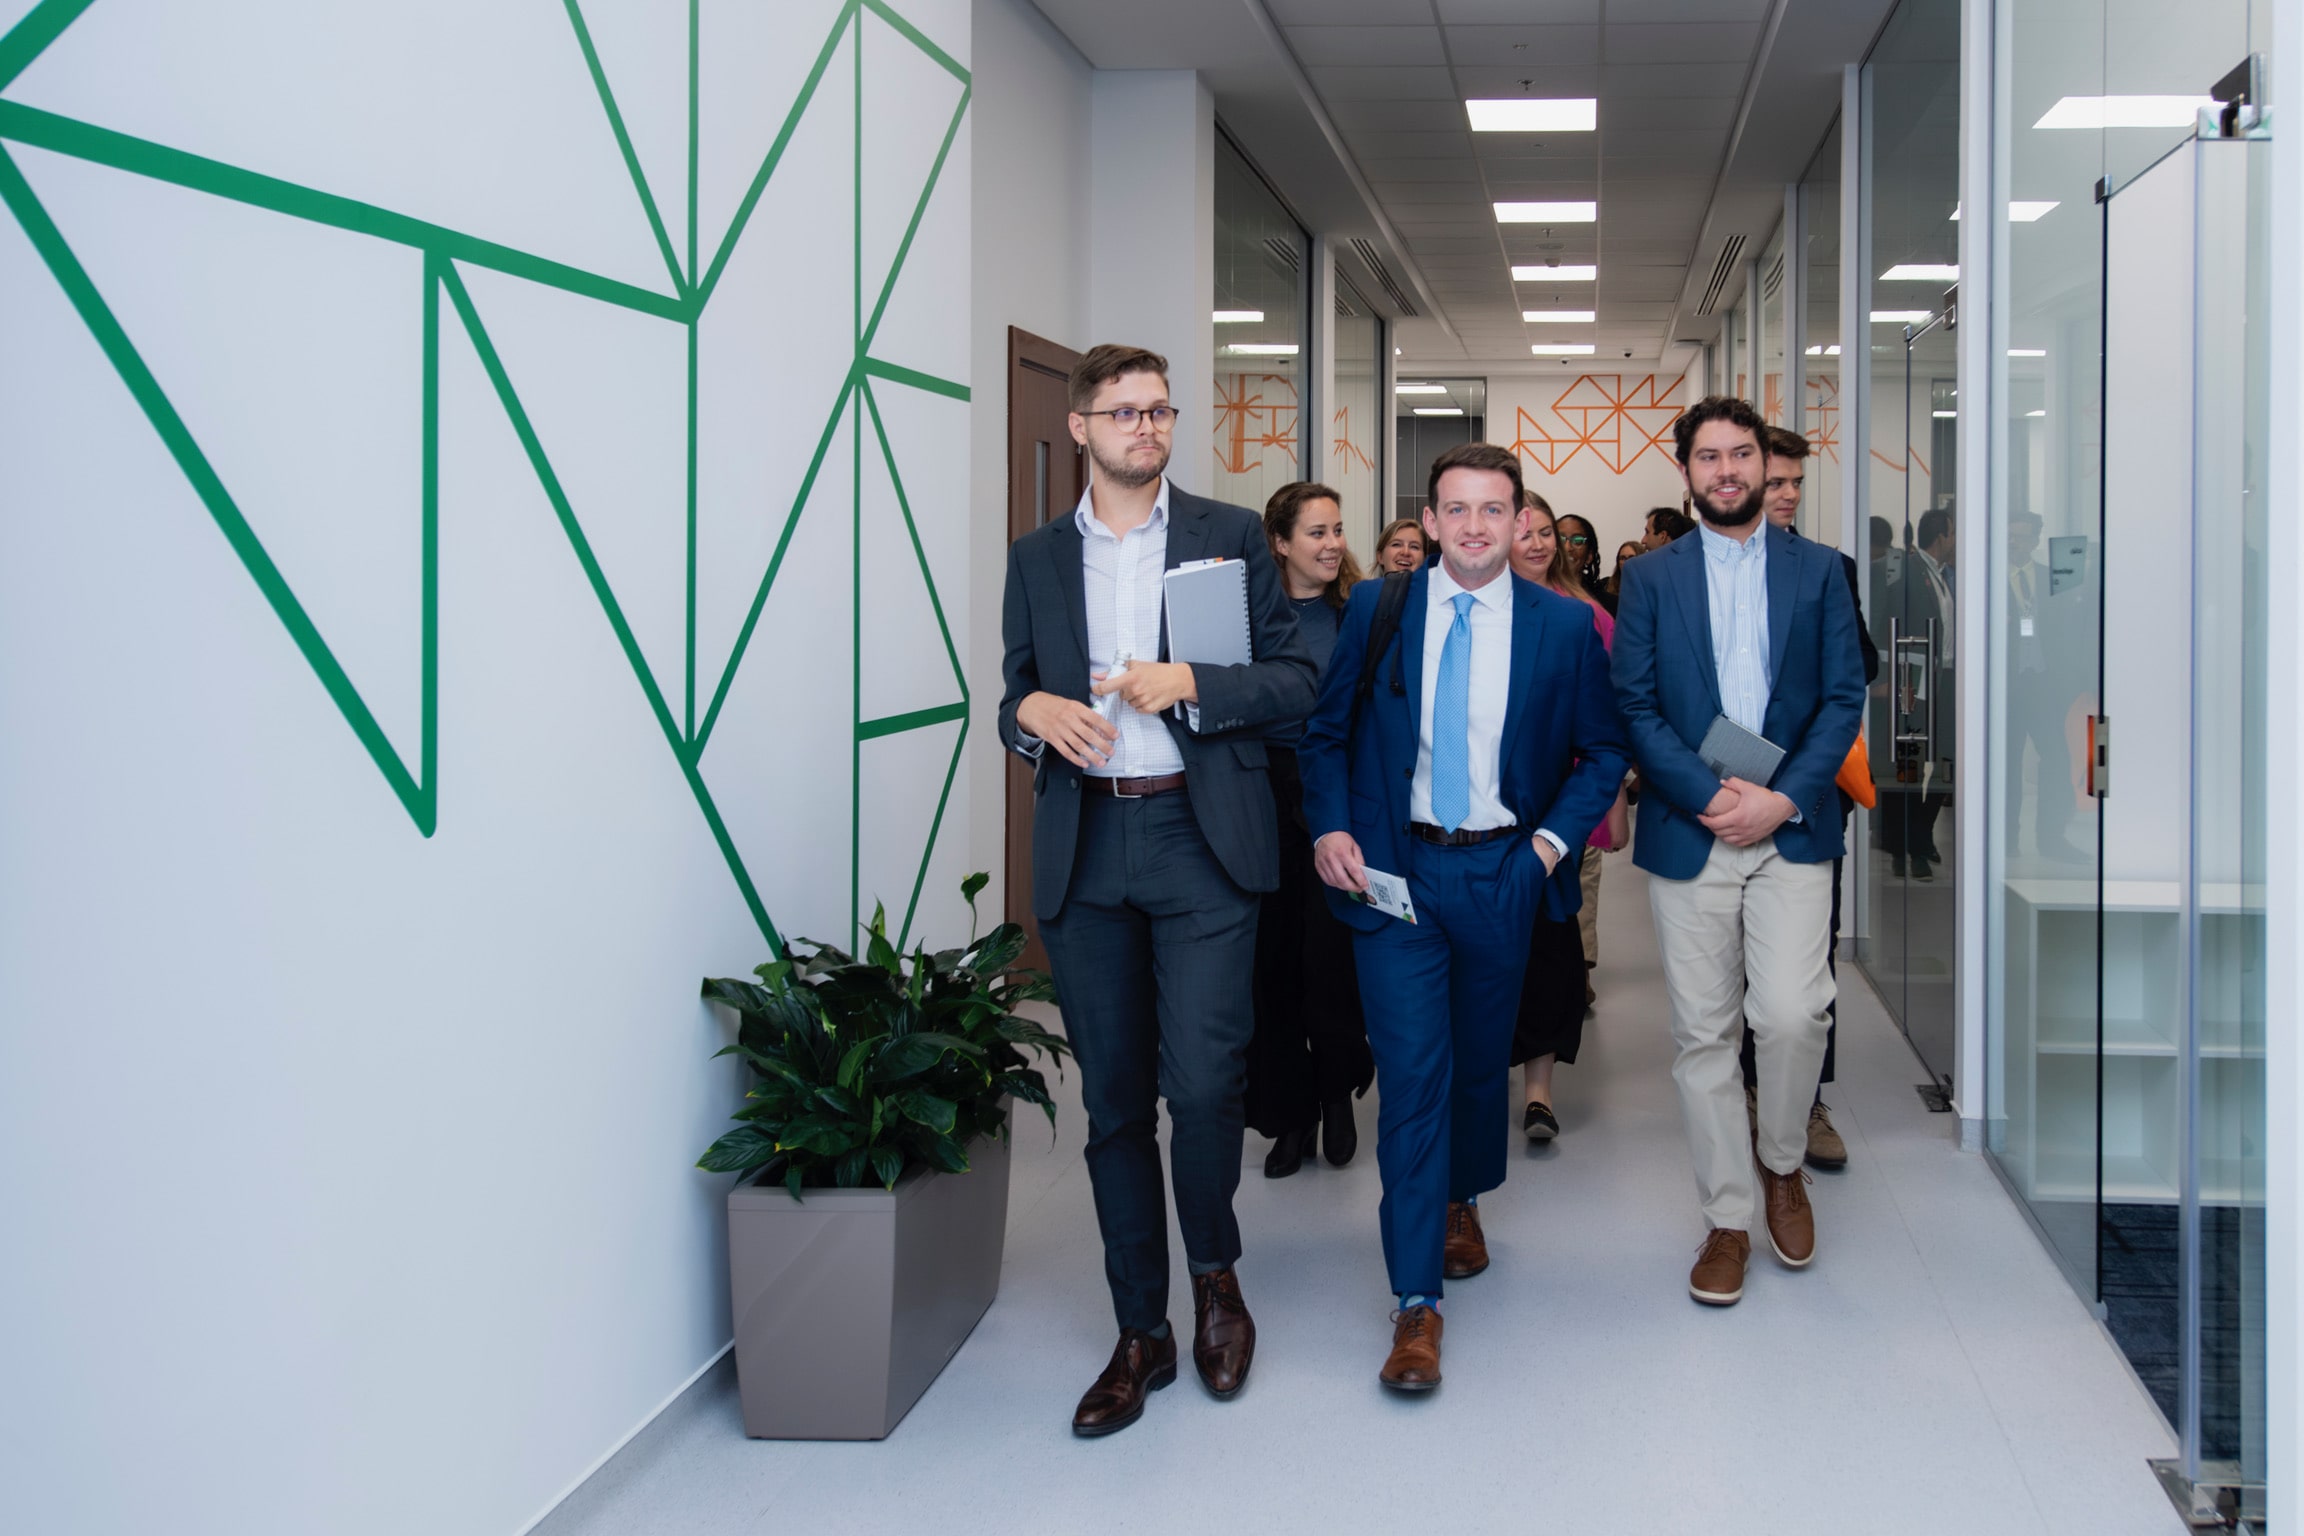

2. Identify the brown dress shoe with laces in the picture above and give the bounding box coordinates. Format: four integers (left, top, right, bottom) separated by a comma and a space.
1442, 1201, 1490, 1279
1071, 1327, 1178, 1437
1379, 1304, 1444, 1391
1805, 1101, 1848, 1170
1689, 1228, 1750, 1306
1758, 1159, 1816, 1266
1190, 1269, 1255, 1398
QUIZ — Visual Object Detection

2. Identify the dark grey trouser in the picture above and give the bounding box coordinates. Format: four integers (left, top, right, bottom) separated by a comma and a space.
1039, 789, 1260, 1334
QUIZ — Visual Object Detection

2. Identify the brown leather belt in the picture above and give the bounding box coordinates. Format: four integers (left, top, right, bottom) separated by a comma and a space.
1085, 772, 1188, 798
1408, 821, 1520, 847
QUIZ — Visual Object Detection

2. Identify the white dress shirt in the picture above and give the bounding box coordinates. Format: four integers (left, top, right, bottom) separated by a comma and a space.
1406, 563, 1566, 857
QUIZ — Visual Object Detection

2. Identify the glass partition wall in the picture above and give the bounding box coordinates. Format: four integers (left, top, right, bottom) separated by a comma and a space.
1393, 379, 1485, 526
1211, 133, 1307, 513
1331, 274, 1384, 546
1984, 0, 2270, 1513
1799, 121, 1843, 548
1853, 0, 1961, 1088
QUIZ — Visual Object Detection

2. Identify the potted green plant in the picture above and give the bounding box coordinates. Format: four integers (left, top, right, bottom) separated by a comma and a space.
698, 873, 1067, 1440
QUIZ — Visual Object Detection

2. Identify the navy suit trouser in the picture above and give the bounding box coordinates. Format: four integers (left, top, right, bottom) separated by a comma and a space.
1038, 789, 1260, 1334
1351, 831, 1544, 1299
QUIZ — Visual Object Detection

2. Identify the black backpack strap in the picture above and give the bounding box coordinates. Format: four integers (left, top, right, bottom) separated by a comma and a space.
1353, 571, 1413, 715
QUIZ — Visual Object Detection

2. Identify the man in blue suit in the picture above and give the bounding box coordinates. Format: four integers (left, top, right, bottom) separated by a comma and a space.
1299, 442, 1628, 1391
1612, 396, 1866, 1308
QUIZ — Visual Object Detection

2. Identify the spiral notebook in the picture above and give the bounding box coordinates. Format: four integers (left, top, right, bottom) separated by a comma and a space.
1162, 558, 1252, 667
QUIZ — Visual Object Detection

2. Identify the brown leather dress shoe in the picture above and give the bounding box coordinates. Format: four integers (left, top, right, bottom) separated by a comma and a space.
1071, 1327, 1178, 1437
1190, 1268, 1255, 1398
1379, 1304, 1444, 1391
1759, 1159, 1816, 1267
1442, 1201, 1489, 1279
1689, 1227, 1750, 1306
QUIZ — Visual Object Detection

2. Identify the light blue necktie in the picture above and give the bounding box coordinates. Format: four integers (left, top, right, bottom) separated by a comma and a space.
1430, 592, 1476, 831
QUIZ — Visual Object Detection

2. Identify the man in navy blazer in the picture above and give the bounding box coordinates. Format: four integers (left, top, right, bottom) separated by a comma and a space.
1299, 442, 1627, 1391
1612, 396, 1865, 1308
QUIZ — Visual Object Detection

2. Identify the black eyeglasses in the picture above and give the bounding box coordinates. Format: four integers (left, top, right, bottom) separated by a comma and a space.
1079, 406, 1180, 429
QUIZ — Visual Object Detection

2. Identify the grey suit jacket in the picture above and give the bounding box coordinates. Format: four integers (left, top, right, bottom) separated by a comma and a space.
997, 485, 1317, 921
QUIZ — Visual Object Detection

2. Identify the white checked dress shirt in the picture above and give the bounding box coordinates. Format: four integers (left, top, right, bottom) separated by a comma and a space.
1700, 521, 1771, 736
1072, 479, 1186, 778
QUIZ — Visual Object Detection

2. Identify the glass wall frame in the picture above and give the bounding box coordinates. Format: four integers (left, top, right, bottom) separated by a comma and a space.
1211, 130, 1310, 513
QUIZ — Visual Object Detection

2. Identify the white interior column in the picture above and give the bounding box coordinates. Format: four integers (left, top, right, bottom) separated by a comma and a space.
1310, 234, 1337, 493
1088, 71, 1214, 453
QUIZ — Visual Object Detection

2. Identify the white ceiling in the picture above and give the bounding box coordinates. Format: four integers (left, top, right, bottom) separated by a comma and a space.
1027, 0, 1899, 374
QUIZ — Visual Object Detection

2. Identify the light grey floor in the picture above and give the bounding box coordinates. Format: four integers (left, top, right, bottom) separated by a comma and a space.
536, 859, 2183, 1536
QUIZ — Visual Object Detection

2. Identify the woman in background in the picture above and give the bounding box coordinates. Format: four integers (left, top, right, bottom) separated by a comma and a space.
1374, 517, 1429, 575
1504, 492, 1629, 1141
1600, 539, 1644, 617
1246, 483, 1376, 1177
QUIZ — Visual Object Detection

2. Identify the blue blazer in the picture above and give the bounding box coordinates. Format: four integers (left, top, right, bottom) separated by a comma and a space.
1610, 524, 1867, 880
1298, 570, 1631, 933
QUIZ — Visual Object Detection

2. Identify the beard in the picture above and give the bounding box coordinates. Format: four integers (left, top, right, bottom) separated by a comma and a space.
1088, 435, 1169, 489
1692, 480, 1763, 528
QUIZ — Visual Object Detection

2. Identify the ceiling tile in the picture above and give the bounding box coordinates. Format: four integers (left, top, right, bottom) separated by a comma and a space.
1453, 63, 1602, 97
1601, 22, 1763, 64
1435, 0, 1600, 21
1601, 0, 1769, 20
1360, 158, 1486, 182
1485, 178, 1601, 199
1373, 181, 1492, 206
1600, 94, 1739, 130
1443, 24, 1600, 63
1601, 126, 1727, 157
1286, 25, 1448, 67
1309, 66, 1458, 101
1343, 129, 1477, 159
1269, 0, 1438, 22
1598, 63, 1749, 99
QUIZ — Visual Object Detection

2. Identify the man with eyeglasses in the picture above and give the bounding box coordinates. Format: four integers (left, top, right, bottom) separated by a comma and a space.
1000, 343, 1316, 1437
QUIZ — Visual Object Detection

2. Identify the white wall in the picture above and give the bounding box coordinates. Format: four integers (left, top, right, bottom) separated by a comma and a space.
966, 0, 1092, 926
1488, 370, 1692, 558
0, 3, 971, 1532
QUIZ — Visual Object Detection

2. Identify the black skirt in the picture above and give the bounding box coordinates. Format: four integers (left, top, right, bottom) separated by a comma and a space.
1510, 912, 1587, 1067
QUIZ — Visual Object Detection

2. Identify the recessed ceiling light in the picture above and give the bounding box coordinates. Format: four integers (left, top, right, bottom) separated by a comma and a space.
1881, 264, 1960, 281
1870, 311, 1933, 324
1211, 310, 1264, 323
1804, 344, 1843, 356
2008, 348, 2048, 358
1414, 407, 1467, 417
1951, 201, 2059, 221
2034, 95, 2215, 130
1496, 202, 1597, 223
1512, 265, 1597, 281
1531, 344, 1596, 355
1467, 98, 1596, 132
1223, 343, 1299, 356
1932, 410, 1958, 419
1522, 310, 1596, 323
1395, 384, 1449, 395
2026, 410, 2048, 417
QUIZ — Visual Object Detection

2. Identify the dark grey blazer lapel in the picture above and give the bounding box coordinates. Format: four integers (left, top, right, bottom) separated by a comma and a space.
1046, 514, 1090, 667
1156, 491, 1215, 661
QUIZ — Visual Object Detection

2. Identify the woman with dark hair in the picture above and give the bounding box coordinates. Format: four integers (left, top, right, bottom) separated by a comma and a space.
1554, 511, 1605, 596
1246, 483, 1375, 1176
1504, 492, 1629, 1141
1601, 539, 1644, 615
1373, 517, 1429, 574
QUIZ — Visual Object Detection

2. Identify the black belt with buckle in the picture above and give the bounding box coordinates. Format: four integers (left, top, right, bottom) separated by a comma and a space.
1408, 821, 1521, 847
1086, 772, 1188, 798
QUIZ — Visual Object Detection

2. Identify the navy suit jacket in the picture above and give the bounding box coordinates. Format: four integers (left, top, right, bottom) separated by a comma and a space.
1611, 523, 1867, 880
997, 485, 1317, 921
1297, 570, 1630, 932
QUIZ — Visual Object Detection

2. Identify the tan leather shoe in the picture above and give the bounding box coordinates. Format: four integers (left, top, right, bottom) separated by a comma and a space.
1379, 1305, 1444, 1391
1071, 1328, 1178, 1437
1190, 1268, 1255, 1398
1759, 1159, 1817, 1267
1805, 1101, 1849, 1170
1689, 1228, 1750, 1306
1442, 1201, 1489, 1279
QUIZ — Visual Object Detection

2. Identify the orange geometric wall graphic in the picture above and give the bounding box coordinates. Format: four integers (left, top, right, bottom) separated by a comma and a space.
1806, 374, 1841, 463
1510, 374, 1687, 476
1331, 404, 1374, 478
1213, 372, 1299, 476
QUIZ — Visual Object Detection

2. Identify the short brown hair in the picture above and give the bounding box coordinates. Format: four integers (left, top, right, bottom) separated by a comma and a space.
1426, 442, 1525, 511
1763, 425, 1811, 462
1068, 343, 1169, 413
1671, 395, 1766, 466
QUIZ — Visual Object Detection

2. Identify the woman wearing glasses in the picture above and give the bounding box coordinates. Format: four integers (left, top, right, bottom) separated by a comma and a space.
1504, 492, 1630, 1141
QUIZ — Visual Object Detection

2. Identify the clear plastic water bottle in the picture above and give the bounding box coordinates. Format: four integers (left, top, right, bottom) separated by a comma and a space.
1094, 650, 1133, 725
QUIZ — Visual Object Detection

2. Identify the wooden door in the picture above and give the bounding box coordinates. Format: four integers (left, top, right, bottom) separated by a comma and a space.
1006, 327, 1083, 970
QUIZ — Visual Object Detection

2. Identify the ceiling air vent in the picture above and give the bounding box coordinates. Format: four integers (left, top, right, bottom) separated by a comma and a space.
1263, 235, 1301, 272
1696, 235, 1747, 316
1349, 237, 1419, 318
1763, 251, 1784, 301
1336, 294, 1360, 318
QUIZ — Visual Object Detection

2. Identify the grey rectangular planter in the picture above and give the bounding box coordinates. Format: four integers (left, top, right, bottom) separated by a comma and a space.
726, 1126, 1011, 1440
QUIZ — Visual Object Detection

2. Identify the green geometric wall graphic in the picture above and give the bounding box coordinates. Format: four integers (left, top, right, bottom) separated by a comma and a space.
0, 0, 972, 955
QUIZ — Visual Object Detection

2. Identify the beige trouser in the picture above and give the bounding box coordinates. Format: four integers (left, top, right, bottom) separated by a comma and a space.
1576, 845, 1603, 963
1648, 836, 1834, 1232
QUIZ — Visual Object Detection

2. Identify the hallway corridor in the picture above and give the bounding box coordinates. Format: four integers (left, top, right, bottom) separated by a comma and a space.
538, 861, 2187, 1536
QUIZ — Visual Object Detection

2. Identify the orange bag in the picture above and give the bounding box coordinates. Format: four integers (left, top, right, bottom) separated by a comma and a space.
1836, 735, 1878, 809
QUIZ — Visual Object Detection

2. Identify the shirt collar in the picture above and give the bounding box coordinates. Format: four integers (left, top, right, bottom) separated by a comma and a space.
1074, 476, 1171, 540
1698, 520, 1765, 564
1427, 558, 1513, 613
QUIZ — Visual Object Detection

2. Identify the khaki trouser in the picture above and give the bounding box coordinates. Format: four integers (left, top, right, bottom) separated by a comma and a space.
1576, 845, 1603, 963
1648, 836, 1834, 1232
